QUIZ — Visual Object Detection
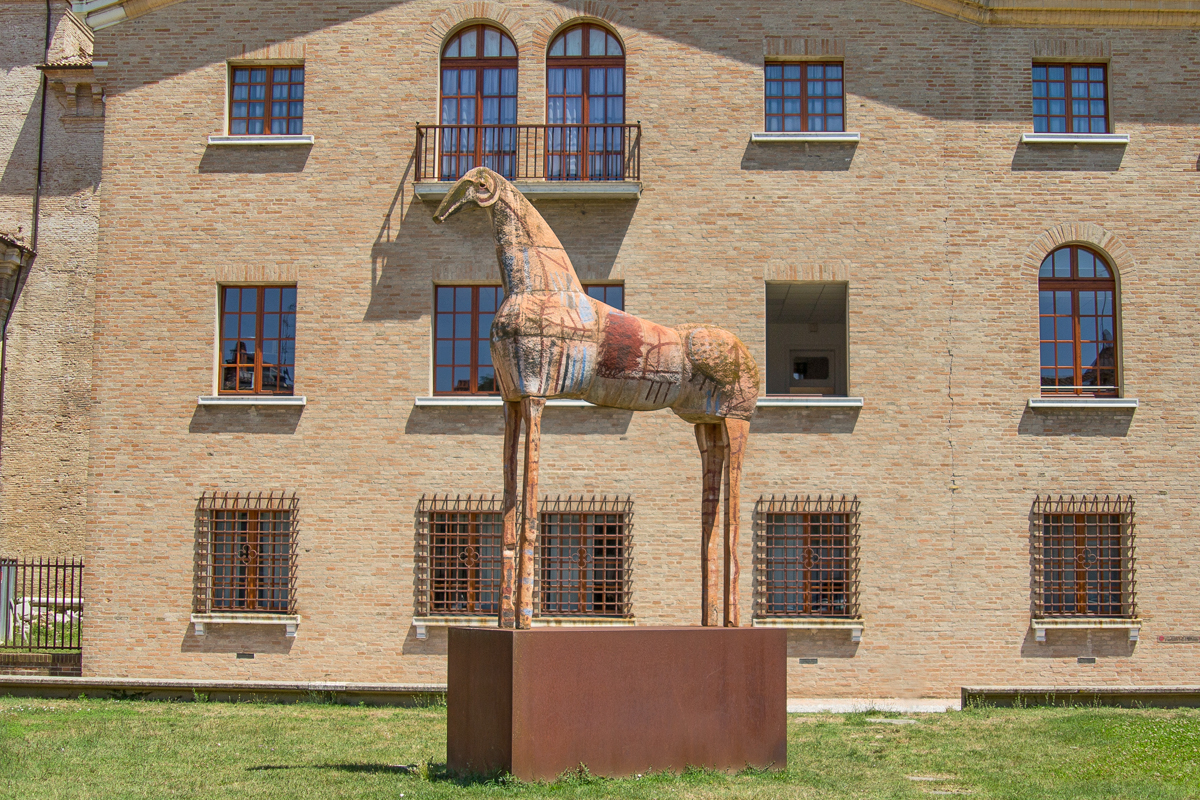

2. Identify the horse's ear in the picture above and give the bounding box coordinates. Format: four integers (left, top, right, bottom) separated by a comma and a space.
476, 170, 500, 207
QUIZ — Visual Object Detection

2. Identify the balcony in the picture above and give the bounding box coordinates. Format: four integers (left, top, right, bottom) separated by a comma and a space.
414, 123, 642, 201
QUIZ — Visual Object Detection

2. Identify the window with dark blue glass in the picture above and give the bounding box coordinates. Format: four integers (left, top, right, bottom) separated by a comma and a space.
584, 284, 623, 311
1032, 63, 1108, 134
764, 62, 844, 132
229, 66, 304, 136
434, 285, 503, 394
1039, 246, 1118, 396
439, 25, 518, 180
219, 286, 297, 395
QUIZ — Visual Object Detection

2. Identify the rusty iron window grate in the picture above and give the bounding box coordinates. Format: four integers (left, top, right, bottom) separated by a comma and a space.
1032, 495, 1136, 619
416, 494, 633, 618
0, 558, 84, 652
754, 495, 860, 619
194, 491, 298, 615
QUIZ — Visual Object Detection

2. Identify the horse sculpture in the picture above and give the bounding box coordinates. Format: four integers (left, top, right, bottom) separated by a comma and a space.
433, 167, 759, 628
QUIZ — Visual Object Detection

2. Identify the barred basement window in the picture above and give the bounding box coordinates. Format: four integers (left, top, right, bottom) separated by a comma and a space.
194, 491, 298, 615
538, 496, 633, 617
755, 495, 859, 618
415, 494, 633, 618
1032, 495, 1136, 619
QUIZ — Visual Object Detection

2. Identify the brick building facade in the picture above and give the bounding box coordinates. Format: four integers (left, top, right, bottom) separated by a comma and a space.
8, 0, 1200, 698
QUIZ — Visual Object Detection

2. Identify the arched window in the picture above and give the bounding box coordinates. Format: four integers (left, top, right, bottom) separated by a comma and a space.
1039, 245, 1118, 396
546, 23, 625, 180
440, 25, 518, 180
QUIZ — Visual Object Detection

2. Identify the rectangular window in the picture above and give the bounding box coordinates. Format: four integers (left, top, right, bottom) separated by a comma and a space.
230, 65, 304, 136
539, 497, 632, 617
756, 495, 859, 618
765, 282, 848, 396
416, 495, 632, 618
434, 285, 623, 395
1033, 495, 1135, 619
219, 285, 296, 395
194, 491, 298, 615
764, 62, 844, 133
1032, 63, 1108, 134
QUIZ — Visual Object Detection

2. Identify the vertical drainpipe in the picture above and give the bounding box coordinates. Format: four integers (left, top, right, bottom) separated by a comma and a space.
0, 0, 52, 498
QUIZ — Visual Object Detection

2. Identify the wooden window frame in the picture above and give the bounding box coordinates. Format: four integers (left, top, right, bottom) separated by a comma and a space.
228, 64, 305, 136
1032, 62, 1109, 135
193, 491, 298, 616
218, 285, 297, 396
433, 284, 623, 396
415, 494, 633, 619
1032, 495, 1136, 620
1038, 245, 1118, 397
755, 495, 860, 619
439, 25, 520, 180
764, 61, 845, 133
545, 23, 627, 181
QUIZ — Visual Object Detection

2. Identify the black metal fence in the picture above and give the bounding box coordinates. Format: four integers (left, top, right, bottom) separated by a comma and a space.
415, 123, 642, 182
0, 558, 83, 651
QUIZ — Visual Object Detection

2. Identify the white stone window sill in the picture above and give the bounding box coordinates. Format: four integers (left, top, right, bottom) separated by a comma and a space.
750, 131, 861, 144
414, 180, 642, 201
207, 135, 314, 146
192, 613, 301, 637
198, 395, 307, 406
412, 615, 636, 639
1027, 397, 1138, 409
753, 617, 864, 642
414, 396, 592, 408
757, 396, 865, 408
1032, 617, 1141, 642
1019, 133, 1129, 145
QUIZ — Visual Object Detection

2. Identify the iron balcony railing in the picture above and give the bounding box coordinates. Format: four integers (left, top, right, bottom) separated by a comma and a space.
415, 123, 641, 183
0, 558, 84, 652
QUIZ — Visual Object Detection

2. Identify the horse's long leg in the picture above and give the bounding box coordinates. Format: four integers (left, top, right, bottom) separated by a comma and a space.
500, 400, 522, 629
695, 422, 726, 627
516, 397, 545, 630
723, 417, 750, 628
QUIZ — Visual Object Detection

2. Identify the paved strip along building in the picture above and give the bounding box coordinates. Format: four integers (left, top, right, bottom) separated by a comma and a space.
4, 0, 1200, 698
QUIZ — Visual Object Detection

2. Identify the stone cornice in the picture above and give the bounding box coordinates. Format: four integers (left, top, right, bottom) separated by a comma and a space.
900, 0, 1200, 27
71, 0, 1200, 30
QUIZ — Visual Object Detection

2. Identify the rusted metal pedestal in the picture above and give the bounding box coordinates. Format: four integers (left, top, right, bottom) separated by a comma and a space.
447, 626, 786, 780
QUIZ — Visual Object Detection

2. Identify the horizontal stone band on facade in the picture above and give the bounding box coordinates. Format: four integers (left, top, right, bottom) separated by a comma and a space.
197, 395, 306, 406
414, 181, 642, 201
753, 617, 864, 642
412, 615, 637, 639
206, 135, 315, 146
191, 613, 301, 637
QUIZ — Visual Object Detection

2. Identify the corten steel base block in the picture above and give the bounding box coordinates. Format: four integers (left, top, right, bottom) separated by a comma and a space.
447, 626, 786, 780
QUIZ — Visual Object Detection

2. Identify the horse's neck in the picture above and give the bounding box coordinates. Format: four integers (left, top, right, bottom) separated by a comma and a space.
490, 186, 583, 295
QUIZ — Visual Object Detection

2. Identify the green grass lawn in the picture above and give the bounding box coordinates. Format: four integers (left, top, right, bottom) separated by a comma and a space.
1, 696, 1198, 799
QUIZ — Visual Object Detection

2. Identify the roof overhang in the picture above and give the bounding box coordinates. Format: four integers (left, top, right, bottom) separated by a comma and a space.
70, 0, 1200, 31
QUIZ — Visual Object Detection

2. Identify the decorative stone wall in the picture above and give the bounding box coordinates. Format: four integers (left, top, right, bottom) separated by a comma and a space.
80, 0, 1200, 697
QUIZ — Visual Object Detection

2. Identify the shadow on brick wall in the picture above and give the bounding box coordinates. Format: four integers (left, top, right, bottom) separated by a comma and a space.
180, 623, 296, 655
750, 407, 860, 434
403, 406, 633, 436
198, 144, 311, 174
786, 629, 860, 659
1010, 144, 1125, 172
740, 141, 856, 172
1018, 627, 1134, 659
1017, 408, 1133, 437
188, 406, 303, 434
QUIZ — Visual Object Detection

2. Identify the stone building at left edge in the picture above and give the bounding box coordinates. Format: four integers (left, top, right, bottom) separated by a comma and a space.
0, 0, 102, 564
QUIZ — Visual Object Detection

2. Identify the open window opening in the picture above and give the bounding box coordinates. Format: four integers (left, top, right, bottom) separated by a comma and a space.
765, 282, 848, 396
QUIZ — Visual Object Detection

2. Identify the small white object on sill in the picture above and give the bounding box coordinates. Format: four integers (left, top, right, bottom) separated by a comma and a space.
191, 613, 301, 638
1027, 397, 1138, 409
757, 396, 864, 408
752, 617, 864, 642
198, 395, 306, 406
750, 131, 861, 144
411, 615, 637, 640
207, 134, 315, 146
1032, 617, 1141, 643
1019, 133, 1129, 145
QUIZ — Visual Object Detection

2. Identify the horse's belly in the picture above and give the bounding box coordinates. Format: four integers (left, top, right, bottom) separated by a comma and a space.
584, 310, 684, 410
